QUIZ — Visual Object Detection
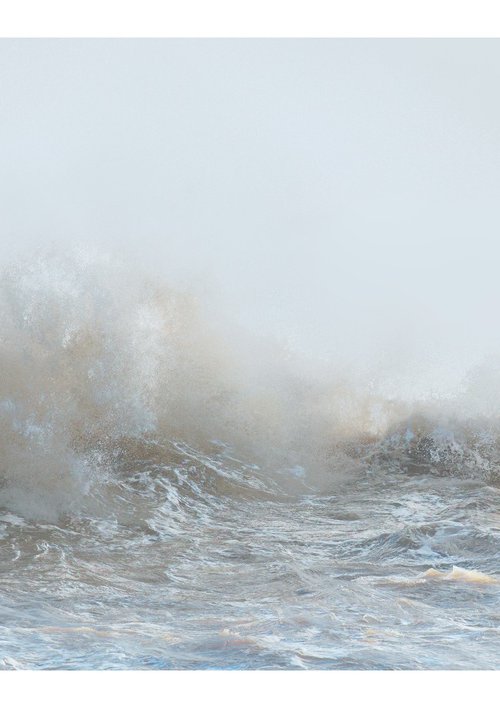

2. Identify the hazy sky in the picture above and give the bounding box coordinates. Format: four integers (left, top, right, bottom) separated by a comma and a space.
1, 40, 500, 392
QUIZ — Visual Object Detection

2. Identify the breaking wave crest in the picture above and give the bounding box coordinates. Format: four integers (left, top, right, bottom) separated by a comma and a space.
1, 249, 500, 520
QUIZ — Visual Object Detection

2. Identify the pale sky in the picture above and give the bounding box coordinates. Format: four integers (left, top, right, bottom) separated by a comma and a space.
1, 40, 500, 394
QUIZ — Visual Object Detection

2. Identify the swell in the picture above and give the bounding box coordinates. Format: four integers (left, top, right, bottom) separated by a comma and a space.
0, 249, 499, 520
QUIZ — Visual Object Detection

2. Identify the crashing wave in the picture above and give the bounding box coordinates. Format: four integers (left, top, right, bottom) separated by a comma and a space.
0, 249, 500, 519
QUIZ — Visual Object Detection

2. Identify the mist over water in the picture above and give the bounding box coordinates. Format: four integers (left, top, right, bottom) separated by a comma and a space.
0, 248, 499, 670
1, 40, 500, 669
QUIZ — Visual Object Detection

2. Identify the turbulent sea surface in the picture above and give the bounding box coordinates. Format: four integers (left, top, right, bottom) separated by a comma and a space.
1, 252, 500, 670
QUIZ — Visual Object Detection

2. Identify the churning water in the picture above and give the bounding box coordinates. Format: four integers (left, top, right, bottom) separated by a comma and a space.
1, 251, 500, 670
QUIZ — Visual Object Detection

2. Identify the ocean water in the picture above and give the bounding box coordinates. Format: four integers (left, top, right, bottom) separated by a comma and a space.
1, 252, 500, 670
